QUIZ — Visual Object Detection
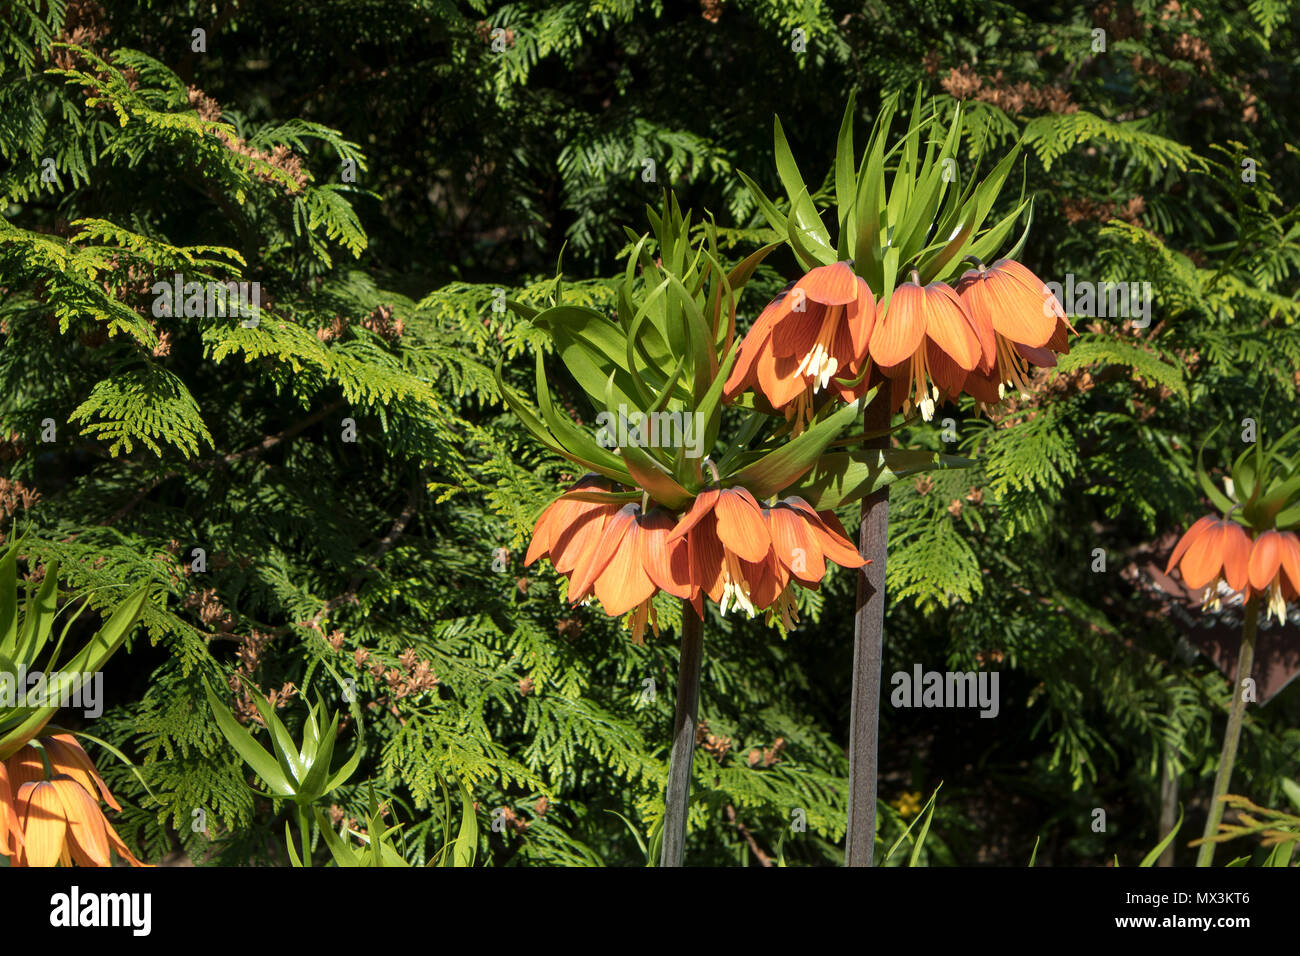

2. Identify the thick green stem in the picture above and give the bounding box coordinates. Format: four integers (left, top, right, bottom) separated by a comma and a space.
1195, 594, 1259, 867
845, 387, 891, 866
660, 604, 704, 867
298, 803, 313, 867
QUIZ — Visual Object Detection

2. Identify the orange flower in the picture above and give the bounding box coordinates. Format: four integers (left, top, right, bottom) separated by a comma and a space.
670, 488, 867, 625
0, 760, 24, 858
566, 502, 693, 641
1247, 529, 1300, 623
869, 277, 992, 420
40, 734, 122, 811
525, 475, 622, 576
13, 776, 144, 867
1165, 515, 1253, 608
670, 486, 776, 618
955, 259, 1072, 403
763, 497, 867, 586
6, 738, 146, 867
527, 477, 868, 635
723, 261, 876, 425
527, 478, 692, 642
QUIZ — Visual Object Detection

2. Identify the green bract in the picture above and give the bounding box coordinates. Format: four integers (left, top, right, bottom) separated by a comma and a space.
1197, 424, 1300, 530
205, 679, 360, 806
0, 536, 150, 761
742, 88, 1031, 314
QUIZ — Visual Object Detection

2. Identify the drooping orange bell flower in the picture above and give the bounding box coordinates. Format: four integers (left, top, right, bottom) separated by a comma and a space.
723, 261, 876, 426
759, 497, 869, 628
565, 502, 693, 642
526, 477, 692, 642
670, 486, 775, 618
955, 259, 1073, 404
40, 734, 123, 811
13, 776, 145, 867
1165, 515, 1253, 609
1247, 529, 1300, 623
525, 475, 623, 576
869, 276, 992, 420
0, 761, 24, 858
6, 738, 146, 867
669, 487, 867, 624
763, 497, 867, 585
527, 477, 868, 635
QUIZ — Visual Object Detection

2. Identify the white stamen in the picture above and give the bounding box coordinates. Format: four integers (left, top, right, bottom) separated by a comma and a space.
1268, 578, 1287, 624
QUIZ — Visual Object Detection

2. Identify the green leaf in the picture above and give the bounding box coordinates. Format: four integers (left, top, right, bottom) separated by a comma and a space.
1280, 777, 1300, 812
786, 449, 974, 511
324, 744, 361, 794
1138, 805, 1182, 867
884, 781, 941, 864
1265, 842, 1295, 867
0, 542, 17, 655
728, 394, 867, 499
773, 116, 833, 254
250, 686, 306, 786
533, 306, 645, 410
834, 91, 858, 250
908, 786, 939, 866
737, 169, 788, 236
494, 356, 632, 485
285, 820, 305, 867
203, 681, 295, 798
534, 352, 630, 476
453, 787, 478, 868
620, 442, 692, 509
1196, 435, 1235, 514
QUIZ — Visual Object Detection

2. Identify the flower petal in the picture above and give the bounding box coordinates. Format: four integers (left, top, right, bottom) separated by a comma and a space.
43, 734, 121, 811
1220, 522, 1252, 592
1248, 529, 1284, 592
724, 289, 792, 397
770, 300, 828, 358
715, 488, 771, 563
639, 509, 693, 599
869, 282, 927, 368
1277, 531, 1300, 595
16, 780, 67, 867
922, 283, 981, 372
669, 488, 720, 542
53, 777, 111, 867
593, 519, 658, 617
767, 504, 826, 584
688, 520, 726, 603
797, 260, 860, 306
756, 341, 809, 408
568, 504, 636, 602
1179, 520, 1228, 589
1166, 515, 1216, 575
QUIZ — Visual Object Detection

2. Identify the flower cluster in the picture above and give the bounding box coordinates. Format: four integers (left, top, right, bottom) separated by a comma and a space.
1, 734, 146, 867
725, 259, 1073, 425
1166, 517, 1300, 621
526, 476, 867, 640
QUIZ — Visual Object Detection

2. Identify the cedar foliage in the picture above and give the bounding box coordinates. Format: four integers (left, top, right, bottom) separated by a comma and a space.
1, 0, 1298, 865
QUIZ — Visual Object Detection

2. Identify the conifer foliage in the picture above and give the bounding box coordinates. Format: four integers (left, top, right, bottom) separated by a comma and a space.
1, 0, 1298, 866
